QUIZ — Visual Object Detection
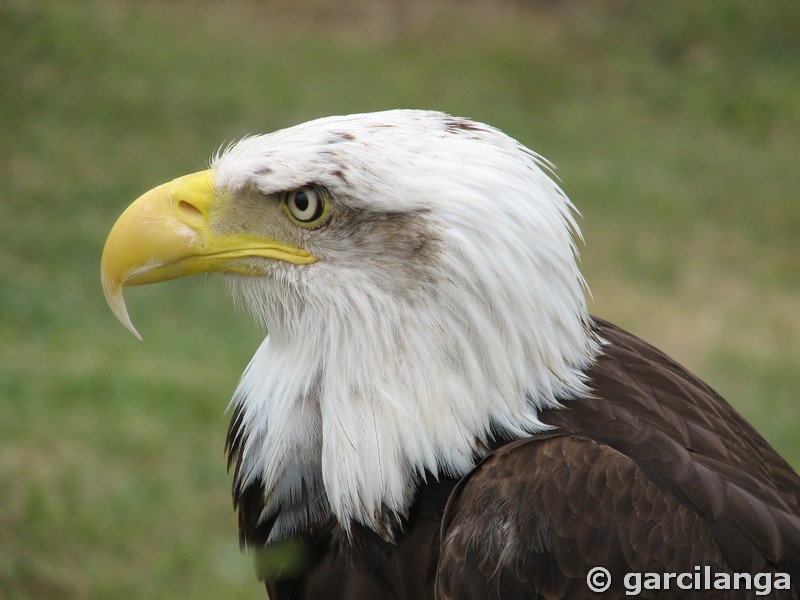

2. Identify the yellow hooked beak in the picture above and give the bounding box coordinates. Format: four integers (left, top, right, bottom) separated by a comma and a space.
101, 170, 316, 339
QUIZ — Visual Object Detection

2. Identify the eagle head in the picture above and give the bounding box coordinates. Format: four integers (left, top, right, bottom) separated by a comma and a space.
102, 110, 599, 541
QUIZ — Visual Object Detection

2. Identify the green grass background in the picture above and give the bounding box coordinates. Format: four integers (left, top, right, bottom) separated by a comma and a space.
1, 0, 798, 597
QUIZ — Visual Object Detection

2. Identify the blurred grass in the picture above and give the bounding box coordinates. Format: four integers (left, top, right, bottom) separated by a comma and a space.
1, 0, 798, 597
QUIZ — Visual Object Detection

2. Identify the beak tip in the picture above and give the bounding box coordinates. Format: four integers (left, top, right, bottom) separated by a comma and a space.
127, 323, 144, 342
102, 276, 143, 341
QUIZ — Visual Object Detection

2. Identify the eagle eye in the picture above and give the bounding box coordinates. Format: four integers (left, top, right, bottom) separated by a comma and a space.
283, 186, 329, 227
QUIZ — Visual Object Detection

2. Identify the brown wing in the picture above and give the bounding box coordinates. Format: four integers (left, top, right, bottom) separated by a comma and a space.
436, 318, 800, 599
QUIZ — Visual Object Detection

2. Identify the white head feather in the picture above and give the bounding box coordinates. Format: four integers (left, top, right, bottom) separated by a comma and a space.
213, 110, 600, 542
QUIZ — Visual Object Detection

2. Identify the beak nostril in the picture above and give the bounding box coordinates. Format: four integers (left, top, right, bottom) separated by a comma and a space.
177, 200, 203, 221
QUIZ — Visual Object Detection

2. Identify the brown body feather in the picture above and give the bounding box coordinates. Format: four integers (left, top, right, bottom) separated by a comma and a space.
227, 318, 800, 599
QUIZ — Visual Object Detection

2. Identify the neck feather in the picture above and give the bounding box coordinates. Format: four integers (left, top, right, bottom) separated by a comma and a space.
225, 248, 599, 542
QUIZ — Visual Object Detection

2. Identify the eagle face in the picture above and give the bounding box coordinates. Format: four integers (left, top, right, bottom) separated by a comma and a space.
102, 110, 599, 540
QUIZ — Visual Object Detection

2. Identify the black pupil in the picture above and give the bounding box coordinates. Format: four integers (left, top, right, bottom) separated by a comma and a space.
295, 191, 309, 213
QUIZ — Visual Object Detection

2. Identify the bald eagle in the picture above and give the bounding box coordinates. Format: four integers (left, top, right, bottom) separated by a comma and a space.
102, 110, 799, 599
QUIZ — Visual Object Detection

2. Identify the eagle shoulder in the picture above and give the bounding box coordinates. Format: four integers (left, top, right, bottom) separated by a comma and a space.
437, 434, 732, 598
436, 319, 800, 599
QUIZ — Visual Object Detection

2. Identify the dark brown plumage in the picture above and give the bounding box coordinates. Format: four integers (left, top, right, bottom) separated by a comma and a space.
227, 318, 800, 599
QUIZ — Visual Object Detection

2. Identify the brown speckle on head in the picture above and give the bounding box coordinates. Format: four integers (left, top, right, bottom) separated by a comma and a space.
442, 116, 486, 135
329, 131, 356, 144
